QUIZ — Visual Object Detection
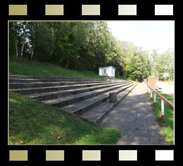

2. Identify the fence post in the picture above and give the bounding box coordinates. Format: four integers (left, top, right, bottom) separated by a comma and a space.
154, 93, 156, 105
150, 91, 152, 99
161, 99, 164, 120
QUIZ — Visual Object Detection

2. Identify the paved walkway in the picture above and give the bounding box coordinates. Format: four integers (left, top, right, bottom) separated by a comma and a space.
100, 83, 168, 145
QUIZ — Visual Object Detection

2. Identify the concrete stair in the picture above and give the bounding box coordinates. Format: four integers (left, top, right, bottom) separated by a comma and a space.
42, 83, 132, 108
10, 83, 108, 95
25, 82, 126, 101
61, 83, 135, 115
9, 75, 137, 125
79, 83, 137, 124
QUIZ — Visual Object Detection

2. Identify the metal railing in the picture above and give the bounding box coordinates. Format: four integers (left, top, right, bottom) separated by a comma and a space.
143, 81, 174, 120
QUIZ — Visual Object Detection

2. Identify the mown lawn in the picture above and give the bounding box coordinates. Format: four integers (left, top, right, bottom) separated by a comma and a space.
9, 58, 103, 79
9, 58, 121, 145
163, 82, 174, 85
157, 81, 174, 85
9, 91, 121, 145
145, 88, 174, 144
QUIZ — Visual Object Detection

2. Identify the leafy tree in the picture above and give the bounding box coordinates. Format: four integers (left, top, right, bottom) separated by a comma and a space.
156, 50, 174, 80
9, 21, 173, 82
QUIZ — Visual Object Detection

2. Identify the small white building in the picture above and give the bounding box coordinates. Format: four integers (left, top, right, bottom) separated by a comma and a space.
163, 72, 169, 77
99, 66, 115, 79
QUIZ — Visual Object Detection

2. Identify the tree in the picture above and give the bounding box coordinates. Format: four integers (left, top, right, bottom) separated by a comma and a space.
9, 22, 21, 58
19, 22, 29, 57
9, 21, 172, 82
156, 49, 174, 80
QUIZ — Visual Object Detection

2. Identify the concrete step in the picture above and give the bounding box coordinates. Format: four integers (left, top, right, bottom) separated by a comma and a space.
25, 82, 128, 101
79, 83, 138, 124
9, 75, 104, 81
43, 82, 133, 108
10, 82, 118, 95
61, 84, 132, 115
9, 81, 108, 89
61, 83, 135, 116
9, 79, 114, 89
9, 79, 105, 83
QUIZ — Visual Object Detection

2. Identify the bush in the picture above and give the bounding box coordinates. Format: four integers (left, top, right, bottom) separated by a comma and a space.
127, 77, 132, 80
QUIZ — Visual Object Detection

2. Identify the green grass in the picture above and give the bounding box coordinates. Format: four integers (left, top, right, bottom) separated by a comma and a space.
163, 82, 174, 85
9, 91, 121, 145
9, 58, 120, 144
9, 58, 103, 79
146, 89, 174, 144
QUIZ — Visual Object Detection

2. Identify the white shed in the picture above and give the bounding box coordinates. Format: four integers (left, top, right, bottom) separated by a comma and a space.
99, 66, 115, 78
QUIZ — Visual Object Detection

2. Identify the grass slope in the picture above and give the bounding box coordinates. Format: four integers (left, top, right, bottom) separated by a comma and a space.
158, 81, 174, 85
9, 58, 120, 145
9, 91, 121, 145
163, 82, 174, 85
9, 58, 103, 79
146, 89, 174, 144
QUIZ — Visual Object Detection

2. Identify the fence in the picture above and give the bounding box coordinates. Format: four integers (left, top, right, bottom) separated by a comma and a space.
143, 81, 174, 120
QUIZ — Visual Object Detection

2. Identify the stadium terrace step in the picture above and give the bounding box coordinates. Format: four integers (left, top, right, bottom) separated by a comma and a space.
61, 83, 135, 116
25, 82, 128, 101
9, 81, 107, 89
9, 75, 135, 125
42, 82, 134, 108
9, 75, 105, 81
9, 79, 105, 83
10, 82, 119, 95
79, 83, 137, 124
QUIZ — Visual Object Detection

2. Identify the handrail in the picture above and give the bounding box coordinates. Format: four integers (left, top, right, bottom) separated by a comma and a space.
143, 82, 174, 110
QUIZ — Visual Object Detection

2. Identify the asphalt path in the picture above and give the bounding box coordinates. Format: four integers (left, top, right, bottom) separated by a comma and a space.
156, 82, 174, 98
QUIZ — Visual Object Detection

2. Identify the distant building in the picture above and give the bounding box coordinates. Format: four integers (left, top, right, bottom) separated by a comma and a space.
163, 72, 169, 77
162, 69, 170, 80
99, 66, 115, 79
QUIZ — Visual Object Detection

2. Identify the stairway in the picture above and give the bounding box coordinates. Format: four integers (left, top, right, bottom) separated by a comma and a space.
9, 75, 137, 124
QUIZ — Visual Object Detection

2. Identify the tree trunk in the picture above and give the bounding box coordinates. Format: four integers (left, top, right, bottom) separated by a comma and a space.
30, 46, 34, 60
14, 22, 19, 58
20, 23, 27, 57
20, 42, 25, 57
15, 38, 18, 58
29, 22, 36, 60
65, 58, 69, 68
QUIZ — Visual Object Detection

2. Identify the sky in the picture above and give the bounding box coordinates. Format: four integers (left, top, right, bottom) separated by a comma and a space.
107, 21, 174, 54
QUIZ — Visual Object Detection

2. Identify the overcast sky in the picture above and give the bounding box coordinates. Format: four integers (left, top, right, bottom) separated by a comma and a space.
107, 21, 174, 54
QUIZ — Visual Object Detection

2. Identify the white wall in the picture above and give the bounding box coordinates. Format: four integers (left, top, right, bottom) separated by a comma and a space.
99, 67, 115, 77
111, 68, 115, 77
106, 67, 110, 76
99, 68, 102, 76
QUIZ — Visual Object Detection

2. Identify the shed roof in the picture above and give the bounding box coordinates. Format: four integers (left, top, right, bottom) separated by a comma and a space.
99, 66, 115, 69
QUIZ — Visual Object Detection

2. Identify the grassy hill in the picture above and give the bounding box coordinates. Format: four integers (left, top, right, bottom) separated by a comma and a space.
9, 91, 120, 145
9, 58, 103, 79
9, 58, 120, 145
